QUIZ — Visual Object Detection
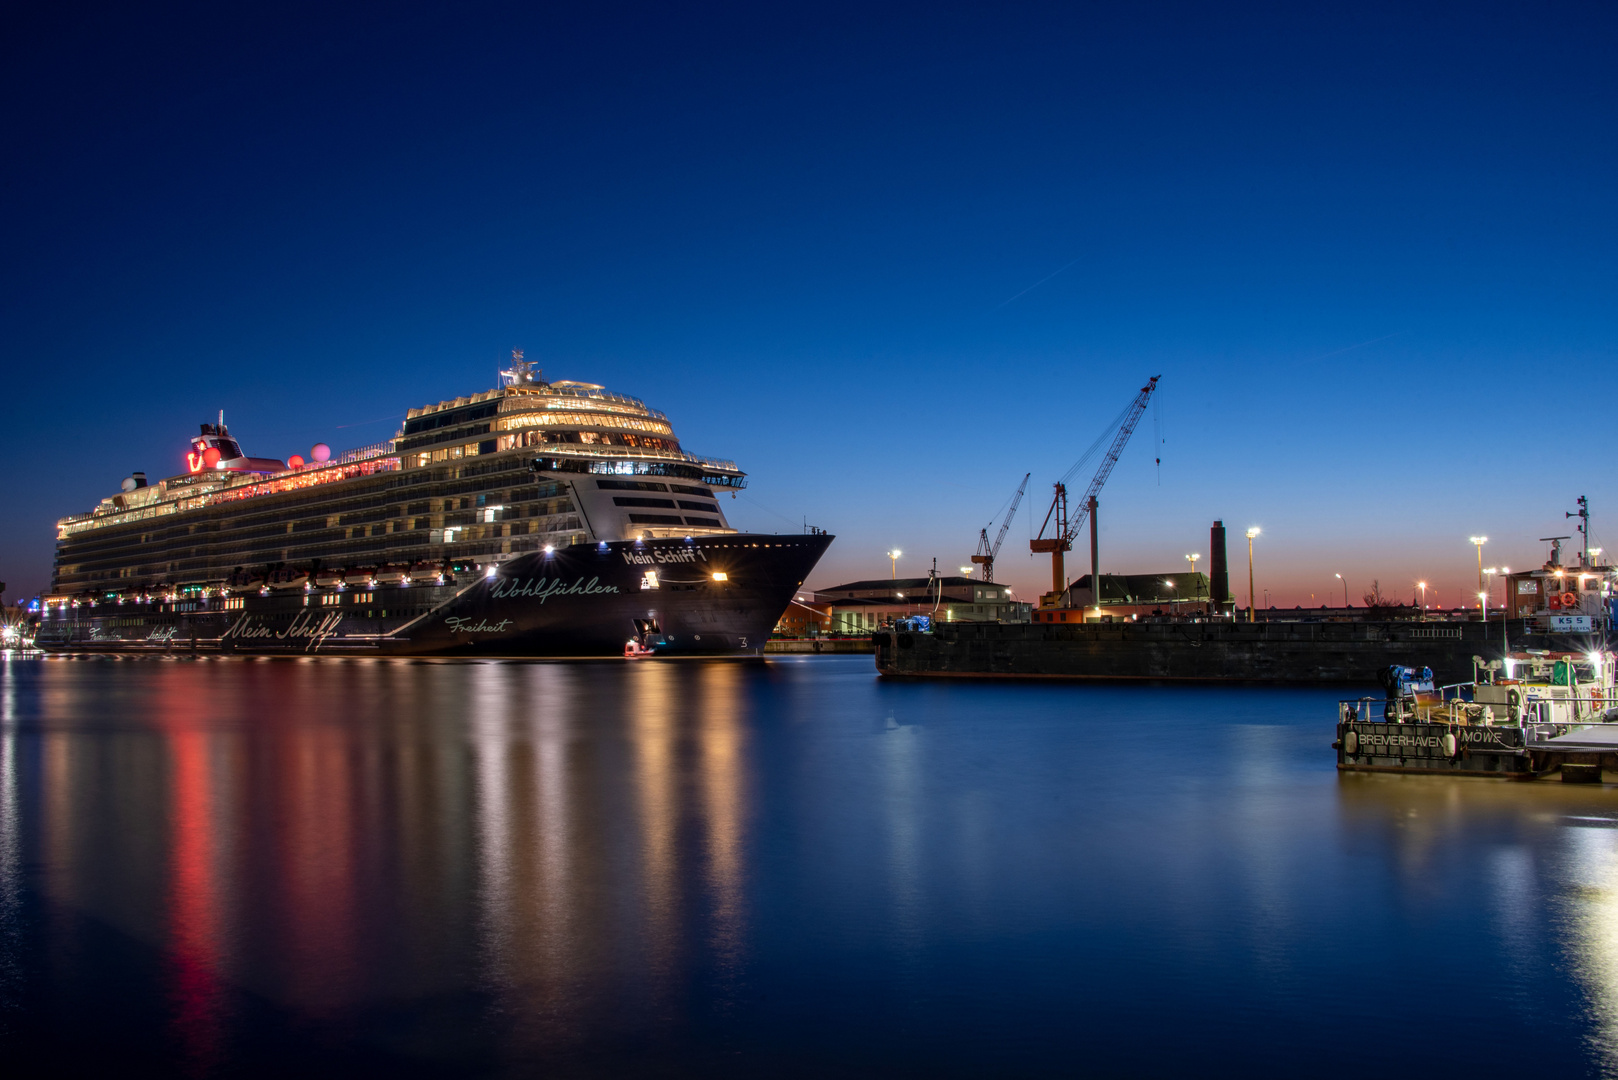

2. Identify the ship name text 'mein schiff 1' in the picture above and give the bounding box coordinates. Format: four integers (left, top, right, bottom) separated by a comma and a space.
37, 353, 832, 657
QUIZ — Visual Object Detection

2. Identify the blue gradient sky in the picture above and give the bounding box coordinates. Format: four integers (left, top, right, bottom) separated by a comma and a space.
3, 2, 1614, 607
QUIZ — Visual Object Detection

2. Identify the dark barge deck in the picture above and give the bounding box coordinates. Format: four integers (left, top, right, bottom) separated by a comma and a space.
874, 618, 1577, 685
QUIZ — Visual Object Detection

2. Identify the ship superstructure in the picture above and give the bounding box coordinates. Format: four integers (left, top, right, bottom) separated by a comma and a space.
40, 353, 829, 656
52, 354, 746, 596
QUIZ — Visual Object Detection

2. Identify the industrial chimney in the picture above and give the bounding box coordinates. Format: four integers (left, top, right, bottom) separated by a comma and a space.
1210, 520, 1230, 606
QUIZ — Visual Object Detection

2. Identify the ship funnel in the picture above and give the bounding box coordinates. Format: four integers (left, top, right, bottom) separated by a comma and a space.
1210, 520, 1229, 605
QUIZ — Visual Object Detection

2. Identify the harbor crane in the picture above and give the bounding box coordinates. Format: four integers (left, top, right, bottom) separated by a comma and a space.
1030, 376, 1160, 606
971, 473, 1029, 582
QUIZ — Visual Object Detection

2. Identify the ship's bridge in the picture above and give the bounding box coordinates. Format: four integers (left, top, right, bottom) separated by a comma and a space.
398, 370, 745, 544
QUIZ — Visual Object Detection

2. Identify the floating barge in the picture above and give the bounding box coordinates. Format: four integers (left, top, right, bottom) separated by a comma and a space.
874, 617, 1547, 684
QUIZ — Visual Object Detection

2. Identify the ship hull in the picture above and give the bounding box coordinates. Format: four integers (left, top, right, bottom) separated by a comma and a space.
34, 534, 832, 658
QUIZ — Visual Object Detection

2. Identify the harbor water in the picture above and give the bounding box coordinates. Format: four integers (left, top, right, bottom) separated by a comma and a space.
2, 653, 1617, 1076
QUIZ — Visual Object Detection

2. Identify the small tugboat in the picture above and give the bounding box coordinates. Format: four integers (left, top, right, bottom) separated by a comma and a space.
1335, 653, 1616, 778
1335, 525, 1616, 779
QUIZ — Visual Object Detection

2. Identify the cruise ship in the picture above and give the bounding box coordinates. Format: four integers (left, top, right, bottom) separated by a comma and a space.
36, 354, 832, 656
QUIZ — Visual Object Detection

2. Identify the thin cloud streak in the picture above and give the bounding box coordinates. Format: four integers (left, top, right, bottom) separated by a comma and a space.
1299, 331, 1405, 364
995, 256, 1083, 309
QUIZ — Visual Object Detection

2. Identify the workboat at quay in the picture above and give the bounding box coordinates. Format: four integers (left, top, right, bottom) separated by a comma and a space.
1335, 652, 1618, 779
37, 354, 831, 656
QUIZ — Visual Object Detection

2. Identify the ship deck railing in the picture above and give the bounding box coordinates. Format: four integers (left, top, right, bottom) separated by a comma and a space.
335, 440, 396, 463
1339, 687, 1615, 728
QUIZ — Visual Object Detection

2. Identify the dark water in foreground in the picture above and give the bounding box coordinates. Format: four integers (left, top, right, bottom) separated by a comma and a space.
2, 654, 1616, 1077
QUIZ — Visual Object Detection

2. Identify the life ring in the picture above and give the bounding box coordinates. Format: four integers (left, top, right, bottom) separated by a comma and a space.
1561, 591, 1578, 609
1593, 687, 1605, 704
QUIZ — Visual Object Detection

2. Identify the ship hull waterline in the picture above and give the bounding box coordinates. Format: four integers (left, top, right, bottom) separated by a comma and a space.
34, 534, 832, 658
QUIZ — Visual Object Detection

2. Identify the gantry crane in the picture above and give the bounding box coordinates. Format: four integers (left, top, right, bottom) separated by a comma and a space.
1030, 376, 1160, 605
971, 473, 1029, 582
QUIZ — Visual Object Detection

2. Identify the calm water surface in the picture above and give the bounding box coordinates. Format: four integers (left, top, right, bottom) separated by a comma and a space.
2, 653, 1617, 1076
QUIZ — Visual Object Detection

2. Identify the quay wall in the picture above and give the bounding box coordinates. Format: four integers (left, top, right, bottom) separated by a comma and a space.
766, 638, 874, 654
874, 619, 1538, 684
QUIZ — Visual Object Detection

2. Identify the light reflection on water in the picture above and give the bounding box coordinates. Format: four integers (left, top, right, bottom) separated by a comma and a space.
1563, 821, 1618, 1065
1, 653, 1617, 1076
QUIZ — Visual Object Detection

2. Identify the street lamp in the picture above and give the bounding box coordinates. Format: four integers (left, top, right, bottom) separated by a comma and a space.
1245, 527, 1260, 622
1417, 581, 1427, 620
1163, 579, 1176, 613
887, 549, 901, 580
1185, 553, 1201, 605
959, 567, 973, 577
1469, 536, 1488, 604
1335, 572, 1347, 608
1499, 567, 1510, 652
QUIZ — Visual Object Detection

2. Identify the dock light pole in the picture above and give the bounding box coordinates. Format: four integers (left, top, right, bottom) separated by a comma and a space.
1498, 567, 1510, 653
1245, 527, 1260, 623
1336, 573, 1347, 608
888, 549, 901, 581
1418, 581, 1427, 621
1185, 554, 1201, 606
1470, 536, 1488, 604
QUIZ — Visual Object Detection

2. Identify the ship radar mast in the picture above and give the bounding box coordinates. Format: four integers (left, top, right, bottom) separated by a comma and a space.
500, 348, 543, 388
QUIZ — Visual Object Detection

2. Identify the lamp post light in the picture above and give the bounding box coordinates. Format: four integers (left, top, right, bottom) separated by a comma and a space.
1469, 536, 1488, 605
1164, 579, 1176, 614
1417, 581, 1427, 621
1335, 572, 1347, 608
1245, 527, 1260, 622
1497, 566, 1511, 651
887, 549, 901, 581
1185, 553, 1201, 608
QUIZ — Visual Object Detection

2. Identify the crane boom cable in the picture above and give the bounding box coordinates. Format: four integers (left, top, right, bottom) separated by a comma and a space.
1063, 378, 1158, 544
990, 474, 1030, 560
973, 472, 1031, 581
1055, 399, 1136, 490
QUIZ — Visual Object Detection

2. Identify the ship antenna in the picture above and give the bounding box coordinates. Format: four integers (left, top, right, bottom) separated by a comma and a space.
500, 348, 540, 388
218, 409, 225, 433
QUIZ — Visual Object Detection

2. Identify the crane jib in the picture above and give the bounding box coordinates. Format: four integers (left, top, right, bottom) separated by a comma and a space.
973, 472, 1029, 582
1030, 376, 1161, 600
1063, 376, 1159, 544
